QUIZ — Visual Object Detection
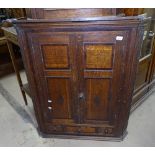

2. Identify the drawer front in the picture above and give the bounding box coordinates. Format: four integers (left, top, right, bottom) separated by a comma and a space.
44, 124, 114, 137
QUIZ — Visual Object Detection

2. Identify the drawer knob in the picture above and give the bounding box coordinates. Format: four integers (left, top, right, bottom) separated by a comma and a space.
48, 106, 52, 110
116, 36, 123, 41
48, 100, 52, 103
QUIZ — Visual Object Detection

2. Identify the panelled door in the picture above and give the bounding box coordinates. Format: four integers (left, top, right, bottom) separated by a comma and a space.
29, 30, 128, 136
77, 31, 128, 129
29, 32, 79, 127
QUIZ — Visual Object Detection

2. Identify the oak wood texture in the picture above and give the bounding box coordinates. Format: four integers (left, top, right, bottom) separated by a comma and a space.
117, 8, 144, 16
85, 45, 113, 69
42, 45, 69, 69
15, 16, 144, 140
26, 9, 116, 19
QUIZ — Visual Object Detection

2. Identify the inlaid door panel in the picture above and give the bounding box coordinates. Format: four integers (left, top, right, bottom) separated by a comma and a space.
42, 44, 69, 69
85, 45, 113, 69
28, 32, 78, 125
78, 31, 128, 127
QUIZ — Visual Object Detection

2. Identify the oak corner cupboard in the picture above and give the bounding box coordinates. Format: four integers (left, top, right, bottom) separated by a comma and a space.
15, 16, 145, 141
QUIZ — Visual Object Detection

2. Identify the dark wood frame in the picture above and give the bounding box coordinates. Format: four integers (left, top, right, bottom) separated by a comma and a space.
25, 8, 117, 19
14, 16, 145, 140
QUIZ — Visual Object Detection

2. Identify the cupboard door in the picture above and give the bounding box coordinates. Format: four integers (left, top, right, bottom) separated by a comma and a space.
77, 31, 128, 128
28, 33, 78, 126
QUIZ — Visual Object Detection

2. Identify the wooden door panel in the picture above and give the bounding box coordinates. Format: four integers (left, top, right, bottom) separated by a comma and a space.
79, 31, 127, 127
85, 79, 110, 121
42, 44, 69, 69
28, 32, 77, 125
47, 78, 72, 119
85, 44, 113, 69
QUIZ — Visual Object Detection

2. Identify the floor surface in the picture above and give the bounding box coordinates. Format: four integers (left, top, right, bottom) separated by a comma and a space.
0, 71, 155, 146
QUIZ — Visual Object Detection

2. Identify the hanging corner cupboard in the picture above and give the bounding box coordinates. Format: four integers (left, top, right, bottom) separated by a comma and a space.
15, 16, 147, 140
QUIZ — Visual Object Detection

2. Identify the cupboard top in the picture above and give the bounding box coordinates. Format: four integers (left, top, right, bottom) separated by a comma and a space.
14, 16, 150, 26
